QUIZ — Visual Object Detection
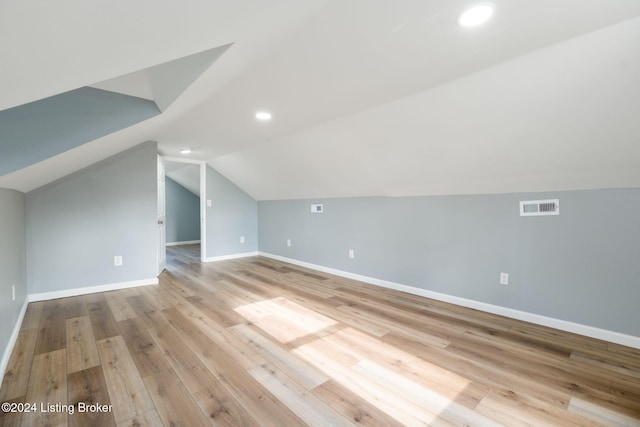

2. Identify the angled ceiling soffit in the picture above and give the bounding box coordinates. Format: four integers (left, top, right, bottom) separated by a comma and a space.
0, 87, 160, 176
91, 44, 232, 112
0, 44, 231, 177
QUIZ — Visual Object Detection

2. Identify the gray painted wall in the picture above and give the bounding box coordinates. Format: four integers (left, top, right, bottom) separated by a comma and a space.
0, 87, 160, 175
0, 188, 27, 368
26, 141, 158, 294
206, 166, 258, 258
165, 177, 200, 243
259, 189, 640, 337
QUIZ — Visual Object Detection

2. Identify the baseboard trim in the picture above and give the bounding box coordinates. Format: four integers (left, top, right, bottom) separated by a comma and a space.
166, 240, 201, 247
259, 252, 640, 349
203, 252, 259, 263
0, 298, 29, 386
28, 278, 159, 302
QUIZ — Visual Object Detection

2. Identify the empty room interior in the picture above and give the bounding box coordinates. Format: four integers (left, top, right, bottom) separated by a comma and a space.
1, 1, 640, 426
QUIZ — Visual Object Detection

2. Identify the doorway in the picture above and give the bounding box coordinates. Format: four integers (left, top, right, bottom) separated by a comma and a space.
158, 156, 207, 272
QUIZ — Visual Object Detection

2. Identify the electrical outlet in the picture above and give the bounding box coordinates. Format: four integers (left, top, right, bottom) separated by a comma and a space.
349, 249, 355, 259
207, 199, 212, 207
114, 255, 123, 267
287, 239, 291, 247
500, 272, 509, 285
12, 284, 15, 301
240, 236, 245, 244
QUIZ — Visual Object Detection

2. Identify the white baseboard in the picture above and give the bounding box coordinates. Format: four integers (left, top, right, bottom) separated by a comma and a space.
166, 240, 201, 247
203, 251, 259, 263
28, 277, 159, 302
259, 252, 640, 349
0, 298, 29, 386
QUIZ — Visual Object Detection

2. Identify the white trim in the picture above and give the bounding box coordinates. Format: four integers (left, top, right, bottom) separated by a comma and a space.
162, 156, 206, 166
259, 252, 640, 350
0, 298, 29, 385
157, 154, 166, 275
28, 278, 158, 302
204, 252, 259, 263
200, 162, 207, 263
166, 240, 201, 246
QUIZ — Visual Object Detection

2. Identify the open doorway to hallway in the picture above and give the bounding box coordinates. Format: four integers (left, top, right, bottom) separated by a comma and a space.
161, 158, 207, 269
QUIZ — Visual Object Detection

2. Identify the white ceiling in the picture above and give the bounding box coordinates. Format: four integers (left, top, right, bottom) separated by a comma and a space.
166, 163, 201, 196
1, 0, 639, 198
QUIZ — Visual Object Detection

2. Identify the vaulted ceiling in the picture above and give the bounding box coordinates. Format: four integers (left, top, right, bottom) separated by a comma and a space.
1, 0, 639, 199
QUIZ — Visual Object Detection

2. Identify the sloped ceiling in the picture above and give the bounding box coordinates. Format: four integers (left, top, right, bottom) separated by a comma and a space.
166, 163, 200, 196
1, 0, 639, 198
0, 44, 227, 182
0, 87, 160, 176
212, 16, 640, 199
90, 44, 231, 111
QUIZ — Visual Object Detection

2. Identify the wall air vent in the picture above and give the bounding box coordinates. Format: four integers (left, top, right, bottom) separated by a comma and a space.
520, 199, 559, 216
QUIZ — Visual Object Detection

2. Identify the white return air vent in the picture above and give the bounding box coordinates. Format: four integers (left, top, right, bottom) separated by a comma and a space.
520, 199, 559, 216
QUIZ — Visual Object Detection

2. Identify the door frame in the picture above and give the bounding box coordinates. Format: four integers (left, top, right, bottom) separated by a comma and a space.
161, 156, 207, 263
157, 155, 166, 274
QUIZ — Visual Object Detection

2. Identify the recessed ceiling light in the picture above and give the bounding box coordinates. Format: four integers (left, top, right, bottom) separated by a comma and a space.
457, 5, 494, 27
180, 148, 192, 154
255, 111, 272, 121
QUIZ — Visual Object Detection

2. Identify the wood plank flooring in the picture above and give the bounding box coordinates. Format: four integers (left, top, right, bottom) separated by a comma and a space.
1, 244, 639, 426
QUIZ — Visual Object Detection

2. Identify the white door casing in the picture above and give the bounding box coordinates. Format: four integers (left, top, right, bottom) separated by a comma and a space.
157, 155, 166, 274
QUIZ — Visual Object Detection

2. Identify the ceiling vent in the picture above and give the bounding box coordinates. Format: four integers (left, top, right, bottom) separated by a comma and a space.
520, 199, 559, 216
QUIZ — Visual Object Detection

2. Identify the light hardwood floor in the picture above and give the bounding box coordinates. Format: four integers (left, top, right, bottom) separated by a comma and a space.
1, 244, 639, 426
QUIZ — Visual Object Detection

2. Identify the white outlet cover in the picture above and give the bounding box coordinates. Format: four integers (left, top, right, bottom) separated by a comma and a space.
240, 236, 245, 243
349, 249, 355, 259
114, 255, 123, 266
500, 272, 509, 285
207, 199, 212, 207
287, 239, 291, 247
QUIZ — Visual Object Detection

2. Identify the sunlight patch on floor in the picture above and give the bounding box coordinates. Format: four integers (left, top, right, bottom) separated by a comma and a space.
292, 327, 493, 426
234, 297, 337, 343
